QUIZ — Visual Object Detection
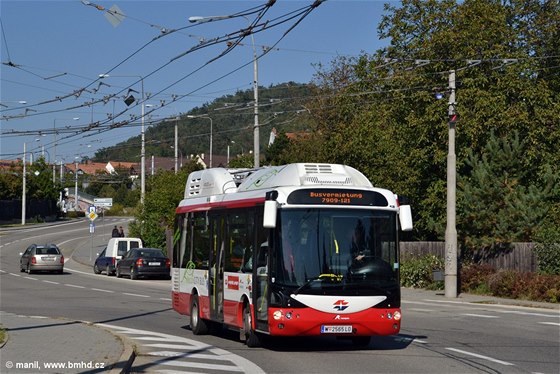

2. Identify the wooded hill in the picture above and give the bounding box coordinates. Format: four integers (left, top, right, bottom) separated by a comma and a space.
91, 82, 314, 163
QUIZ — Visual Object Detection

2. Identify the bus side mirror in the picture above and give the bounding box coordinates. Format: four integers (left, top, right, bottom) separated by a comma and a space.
399, 205, 413, 231
263, 200, 277, 228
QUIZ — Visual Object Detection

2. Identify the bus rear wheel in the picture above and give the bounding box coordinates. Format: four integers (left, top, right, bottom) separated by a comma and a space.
190, 295, 209, 335
242, 304, 260, 347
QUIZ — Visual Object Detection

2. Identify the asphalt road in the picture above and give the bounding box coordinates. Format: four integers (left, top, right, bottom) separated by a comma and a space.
1, 219, 559, 373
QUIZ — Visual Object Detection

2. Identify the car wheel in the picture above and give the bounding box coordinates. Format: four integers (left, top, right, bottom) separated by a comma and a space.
116, 267, 122, 278
93, 264, 101, 274
190, 294, 209, 335
130, 267, 138, 280
242, 303, 261, 347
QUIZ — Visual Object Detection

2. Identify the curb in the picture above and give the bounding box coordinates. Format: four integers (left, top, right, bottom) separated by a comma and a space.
108, 335, 137, 374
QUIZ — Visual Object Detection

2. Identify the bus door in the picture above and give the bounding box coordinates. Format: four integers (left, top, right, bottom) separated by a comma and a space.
254, 211, 270, 330
209, 212, 225, 322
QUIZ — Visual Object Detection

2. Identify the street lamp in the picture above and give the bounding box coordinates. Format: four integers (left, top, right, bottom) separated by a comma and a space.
53, 117, 79, 165
227, 140, 235, 166
173, 116, 180, 174
187, 115, 213, 168
189, 15, 259, 167
74, 158, 79, 211
99, 74, 146, 204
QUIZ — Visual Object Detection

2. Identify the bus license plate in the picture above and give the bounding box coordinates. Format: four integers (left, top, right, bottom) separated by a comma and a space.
321, 325, 352, 334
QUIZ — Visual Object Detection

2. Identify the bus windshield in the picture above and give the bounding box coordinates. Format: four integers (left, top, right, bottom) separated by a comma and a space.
273, 208, 398, 294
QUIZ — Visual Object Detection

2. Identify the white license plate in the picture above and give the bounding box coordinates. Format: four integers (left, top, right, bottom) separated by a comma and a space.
321, 325, 352, 334
41, 257, 56, 261
148, 262, 161, 266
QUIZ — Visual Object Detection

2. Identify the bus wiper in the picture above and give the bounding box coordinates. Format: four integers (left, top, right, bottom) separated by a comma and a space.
292, 273, 343, 295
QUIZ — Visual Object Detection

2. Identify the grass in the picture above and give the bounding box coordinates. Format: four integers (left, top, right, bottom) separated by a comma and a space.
0, 326, 6, 346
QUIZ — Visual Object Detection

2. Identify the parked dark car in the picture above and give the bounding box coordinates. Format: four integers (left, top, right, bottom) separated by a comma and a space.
20, 244, 64, 274
115, 248, 170, 280
93, 237, 143, 276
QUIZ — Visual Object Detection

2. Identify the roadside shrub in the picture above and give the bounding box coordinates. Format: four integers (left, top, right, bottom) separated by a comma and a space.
406, 256, 560, 303
460, 263, 495, 294
105, 203, 125, 216
487, 270, 518, 297
533, 227, 560, 275
400, 254, 444, 289
525, 274, 560, 302
66, 210, 85, 218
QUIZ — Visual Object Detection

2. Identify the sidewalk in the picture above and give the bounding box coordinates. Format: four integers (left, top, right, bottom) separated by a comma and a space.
0, 312, 135, 374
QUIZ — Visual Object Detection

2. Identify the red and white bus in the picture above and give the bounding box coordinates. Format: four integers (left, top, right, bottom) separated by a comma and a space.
171, 163, 412, 347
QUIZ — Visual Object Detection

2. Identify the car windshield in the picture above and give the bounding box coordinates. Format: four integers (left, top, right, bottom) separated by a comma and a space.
271, 208, 399, 293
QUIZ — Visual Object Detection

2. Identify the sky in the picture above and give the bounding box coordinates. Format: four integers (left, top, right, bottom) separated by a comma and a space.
0, 0, 395, 164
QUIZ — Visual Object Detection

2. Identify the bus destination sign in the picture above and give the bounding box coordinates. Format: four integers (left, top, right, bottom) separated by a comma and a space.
287, 189, 388, 207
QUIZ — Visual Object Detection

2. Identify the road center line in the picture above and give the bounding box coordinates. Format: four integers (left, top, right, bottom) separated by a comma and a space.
91, 288, 114, 293
445, 348, 515, 366
462, 313, 499, 318
538, 322, 560, 326
64, 284, 86, 288
123, 292, 150, 298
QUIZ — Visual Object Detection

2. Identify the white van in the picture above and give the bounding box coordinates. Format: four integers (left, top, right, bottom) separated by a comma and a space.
93, 237, 143, 276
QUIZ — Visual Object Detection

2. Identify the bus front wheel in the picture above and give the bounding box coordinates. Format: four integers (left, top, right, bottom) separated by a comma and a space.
190, 295, 209, 335
242, 304, 260, 347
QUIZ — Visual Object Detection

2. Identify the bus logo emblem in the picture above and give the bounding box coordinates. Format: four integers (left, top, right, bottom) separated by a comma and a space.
333, 299, 349, 311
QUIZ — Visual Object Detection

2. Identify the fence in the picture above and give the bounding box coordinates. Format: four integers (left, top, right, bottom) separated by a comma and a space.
400, 241, 537, 273
0, 199, 58, 224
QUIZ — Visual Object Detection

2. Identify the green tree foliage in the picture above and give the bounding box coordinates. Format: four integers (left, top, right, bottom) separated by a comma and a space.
0, 158, 62, 219
459, 130, 558, 256
304, 0, 560, 241
228, 153, 254, 168
26, 157, 61, 201
0, 161, 23, 199
533, 227, 560, 275
129, 160, 201, 251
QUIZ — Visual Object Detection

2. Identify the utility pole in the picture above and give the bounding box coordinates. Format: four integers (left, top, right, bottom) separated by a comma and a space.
21, 143, 26, 226
445, 70, 458, 298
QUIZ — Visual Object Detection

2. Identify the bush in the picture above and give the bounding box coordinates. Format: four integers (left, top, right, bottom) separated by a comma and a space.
406, 261, 560, 303
66, 211, 85, 218
105, 203, 126, 216
400, 254, 444, 289
462, 266, 560, 303
460, 263, 495, 294
533, 227, 560, 275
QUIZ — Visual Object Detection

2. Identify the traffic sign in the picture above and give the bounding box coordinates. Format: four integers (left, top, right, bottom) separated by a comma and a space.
94, 197, 113, 207
88, 211, 98, 221
89, 222, 95, 234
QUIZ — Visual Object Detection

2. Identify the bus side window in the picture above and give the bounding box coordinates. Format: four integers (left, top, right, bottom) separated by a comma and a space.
226, 209, 254, 273
192, 212, 210, 269
177, 214, 191, 268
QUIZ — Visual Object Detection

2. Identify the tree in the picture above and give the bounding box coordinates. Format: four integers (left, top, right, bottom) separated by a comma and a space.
129, 160, 201, 251
305, 0, 560, 241
459, 130, 558, 257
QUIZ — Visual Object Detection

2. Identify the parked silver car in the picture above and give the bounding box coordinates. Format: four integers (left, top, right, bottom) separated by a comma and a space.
20, 244, 64, 274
